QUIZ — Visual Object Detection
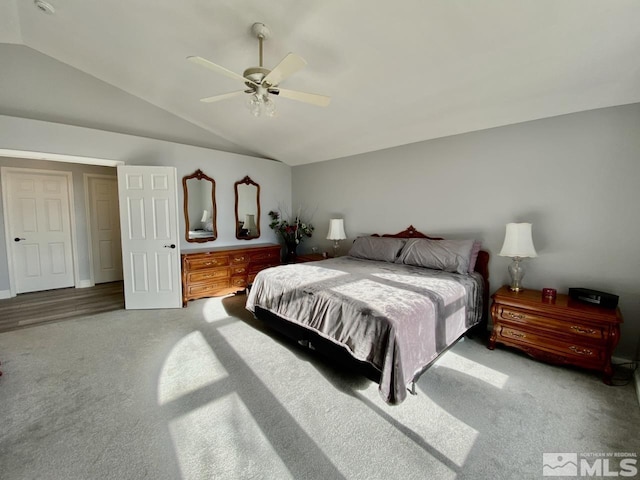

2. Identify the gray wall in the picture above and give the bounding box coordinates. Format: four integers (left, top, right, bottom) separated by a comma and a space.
0, 115, 291, 292
292, 103, 640, 360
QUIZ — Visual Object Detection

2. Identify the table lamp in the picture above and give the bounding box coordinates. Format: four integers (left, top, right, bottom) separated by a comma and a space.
327, 219, 346, 257
499, 222, 537, 292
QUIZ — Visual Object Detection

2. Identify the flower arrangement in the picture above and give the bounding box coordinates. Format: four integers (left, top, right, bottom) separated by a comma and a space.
268, 209, 314, 249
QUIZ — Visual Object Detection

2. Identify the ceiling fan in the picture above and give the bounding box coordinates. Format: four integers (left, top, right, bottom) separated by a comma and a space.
187, 22, 330, 117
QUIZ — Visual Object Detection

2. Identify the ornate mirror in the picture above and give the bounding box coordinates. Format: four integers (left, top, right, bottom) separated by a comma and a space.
234, 176, 260, 240
183, 169, 217, 243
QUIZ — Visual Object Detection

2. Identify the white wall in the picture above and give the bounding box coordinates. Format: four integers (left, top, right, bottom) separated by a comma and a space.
0, 115, 291, 292
292, 103, 640, 360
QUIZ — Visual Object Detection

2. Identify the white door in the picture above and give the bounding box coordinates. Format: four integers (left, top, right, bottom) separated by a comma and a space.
4, 169, 75, 293
117, 165, 182, 309
88, 176, 123, 284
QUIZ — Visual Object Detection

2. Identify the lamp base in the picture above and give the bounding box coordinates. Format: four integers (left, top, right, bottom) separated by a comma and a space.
507, 257, 527, 292
332, 240, 341, 257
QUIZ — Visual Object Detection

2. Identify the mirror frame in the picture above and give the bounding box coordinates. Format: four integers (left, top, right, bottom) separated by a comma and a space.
183, 169, 217, 243
234, 175, 261, 240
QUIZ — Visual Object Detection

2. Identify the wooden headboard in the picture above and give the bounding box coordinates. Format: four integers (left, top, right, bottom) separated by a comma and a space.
373, 225, 490, 325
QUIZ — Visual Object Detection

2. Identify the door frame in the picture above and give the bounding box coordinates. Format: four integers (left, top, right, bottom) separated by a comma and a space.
1, 166, 81, 298
83, 173, 120, 287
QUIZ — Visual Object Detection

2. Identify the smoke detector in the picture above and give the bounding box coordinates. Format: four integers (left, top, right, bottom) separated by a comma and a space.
34, 0, 55, 14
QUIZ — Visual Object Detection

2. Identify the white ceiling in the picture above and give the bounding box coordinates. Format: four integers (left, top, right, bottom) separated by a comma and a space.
2, 0, 640, 166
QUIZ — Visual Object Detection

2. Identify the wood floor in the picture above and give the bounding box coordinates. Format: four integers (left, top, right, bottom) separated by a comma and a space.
0, 282, 124, 333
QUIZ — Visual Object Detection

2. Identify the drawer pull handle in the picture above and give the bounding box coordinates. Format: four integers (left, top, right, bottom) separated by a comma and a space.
234, 256, 246, 262
570, 326, 596, 335
509, 331, 526, 338
569, 345, 594, 356
236, 268, 246, 273
507, 312, 525, 320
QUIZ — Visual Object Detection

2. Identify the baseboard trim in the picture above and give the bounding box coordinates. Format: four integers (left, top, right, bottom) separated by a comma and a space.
77, 280, 93, 289
0, 289, 11, 299
612, 355, 632, 365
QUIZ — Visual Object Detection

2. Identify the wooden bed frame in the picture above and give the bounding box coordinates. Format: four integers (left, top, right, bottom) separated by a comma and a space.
254, 225, 490, 387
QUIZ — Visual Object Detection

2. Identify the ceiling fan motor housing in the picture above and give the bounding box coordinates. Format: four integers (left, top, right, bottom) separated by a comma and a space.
243, 67, 272, 88
251, 23, 271, 40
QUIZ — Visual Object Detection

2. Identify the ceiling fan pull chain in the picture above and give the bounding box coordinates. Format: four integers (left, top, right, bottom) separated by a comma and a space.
259, 35, 263, 67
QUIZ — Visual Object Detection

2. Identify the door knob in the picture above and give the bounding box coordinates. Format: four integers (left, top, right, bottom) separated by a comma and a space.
164, 244, 176, 249
14, 237, 26, 242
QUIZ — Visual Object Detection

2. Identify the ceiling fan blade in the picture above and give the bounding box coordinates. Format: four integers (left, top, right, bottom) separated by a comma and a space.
275, 88, 331, 107
263, 53, 307, 86
187, 56, 257, 87
199, 91, 246, 103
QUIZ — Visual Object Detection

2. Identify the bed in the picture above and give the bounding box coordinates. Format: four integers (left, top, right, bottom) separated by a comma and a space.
246, 226, 489, 404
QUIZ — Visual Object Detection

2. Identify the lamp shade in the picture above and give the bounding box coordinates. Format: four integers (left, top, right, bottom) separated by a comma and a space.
200, 209, 209, 223
499, 223, 537, 258
326, 219, 346, 240
243, 214, 257, 231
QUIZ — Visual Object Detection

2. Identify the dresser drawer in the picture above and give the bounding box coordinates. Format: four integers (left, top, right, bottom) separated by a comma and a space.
187, 279, 230, 296
230, 253, 250, 264
248, 262, 279, 275
496, 306, 605, 340
230, 276, 248, 288
230, 265, 248, 276
185, 255, 229, 270
250, 249, 280, 263
187, 267, 230, 284
497, 325, 605, 363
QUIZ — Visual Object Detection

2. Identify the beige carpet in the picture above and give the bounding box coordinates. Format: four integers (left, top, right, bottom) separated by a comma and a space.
0, 293, 638, 479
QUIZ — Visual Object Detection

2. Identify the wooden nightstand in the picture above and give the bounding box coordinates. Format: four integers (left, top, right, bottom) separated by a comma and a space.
488, 285, 622, 384
293, 253, 327, 263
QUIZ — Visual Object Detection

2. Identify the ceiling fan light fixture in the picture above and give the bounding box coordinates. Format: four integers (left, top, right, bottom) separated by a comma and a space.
246, 93, 276, 118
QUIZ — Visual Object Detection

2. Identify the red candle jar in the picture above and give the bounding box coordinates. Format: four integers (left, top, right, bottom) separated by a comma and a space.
542, 288, 557, 300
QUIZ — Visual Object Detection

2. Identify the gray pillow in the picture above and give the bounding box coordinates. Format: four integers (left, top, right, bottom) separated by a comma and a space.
348, 237, 407, 263
396, 238, 476, 274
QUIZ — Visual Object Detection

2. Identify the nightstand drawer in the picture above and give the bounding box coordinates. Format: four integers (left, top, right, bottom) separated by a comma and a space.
496, 306, 605, 340
497, 325, 605, 363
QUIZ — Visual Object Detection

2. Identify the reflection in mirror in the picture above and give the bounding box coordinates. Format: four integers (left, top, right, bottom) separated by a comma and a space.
235, 176, 260, 240
183, 169, 217, 243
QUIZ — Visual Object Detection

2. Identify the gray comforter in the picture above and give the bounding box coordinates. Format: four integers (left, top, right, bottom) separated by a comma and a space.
246, 256, 483, 404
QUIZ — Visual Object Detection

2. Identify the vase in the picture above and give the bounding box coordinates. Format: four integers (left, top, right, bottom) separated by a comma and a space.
285, 242, 298, 263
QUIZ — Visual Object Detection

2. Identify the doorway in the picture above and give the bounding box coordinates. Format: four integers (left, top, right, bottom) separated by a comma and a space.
84, 174, 123, 285
1, 167, 79, 295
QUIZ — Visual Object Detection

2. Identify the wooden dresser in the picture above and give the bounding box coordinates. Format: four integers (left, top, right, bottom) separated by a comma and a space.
181, 243, 281, 306
488, 286, 622, 384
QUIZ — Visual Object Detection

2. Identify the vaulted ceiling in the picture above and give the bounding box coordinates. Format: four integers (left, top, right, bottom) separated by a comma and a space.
2, 0, 640, 166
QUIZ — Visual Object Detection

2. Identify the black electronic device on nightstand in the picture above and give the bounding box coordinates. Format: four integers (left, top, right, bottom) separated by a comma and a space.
568, 288, 619, 309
